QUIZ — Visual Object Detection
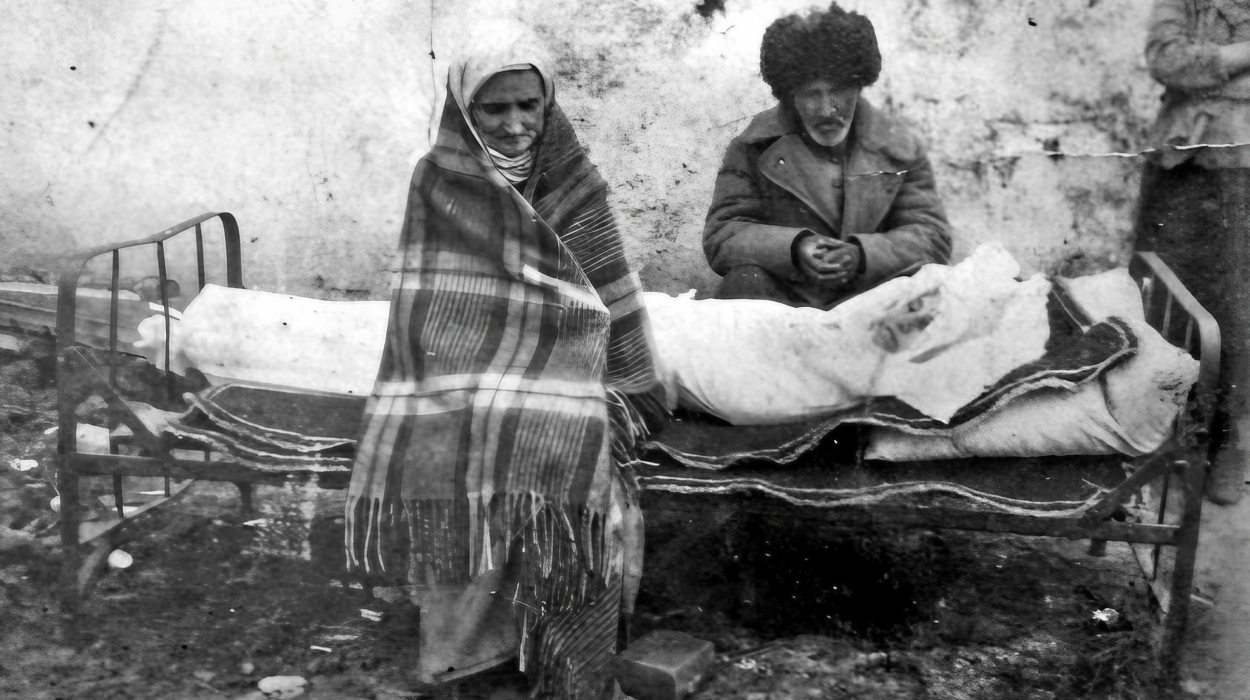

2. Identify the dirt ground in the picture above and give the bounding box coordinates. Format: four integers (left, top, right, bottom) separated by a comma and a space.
0, 335, 1181, 700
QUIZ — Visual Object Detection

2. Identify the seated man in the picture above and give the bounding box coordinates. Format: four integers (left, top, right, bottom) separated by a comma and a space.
704, 2, 953, 308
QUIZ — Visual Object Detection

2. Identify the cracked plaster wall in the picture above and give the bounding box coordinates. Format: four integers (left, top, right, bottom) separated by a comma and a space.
2, 0, 1156, 297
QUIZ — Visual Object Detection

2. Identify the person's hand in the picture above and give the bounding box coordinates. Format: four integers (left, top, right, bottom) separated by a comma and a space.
870, 307, 936, 352
796, 235, 860, 287
869, 291, 939, 353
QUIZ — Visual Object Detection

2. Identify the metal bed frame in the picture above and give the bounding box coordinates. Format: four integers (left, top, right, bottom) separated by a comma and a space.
52, 212, 1218, 672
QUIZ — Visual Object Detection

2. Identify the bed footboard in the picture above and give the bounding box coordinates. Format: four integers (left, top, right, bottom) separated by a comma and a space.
55, 213, 244, 597
1127, 251, 1219, 665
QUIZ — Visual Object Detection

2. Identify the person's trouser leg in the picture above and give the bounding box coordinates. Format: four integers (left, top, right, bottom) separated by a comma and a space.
410, 552, 521, 687
1210, 168, 1250, 504
1136, 162, 1250, 504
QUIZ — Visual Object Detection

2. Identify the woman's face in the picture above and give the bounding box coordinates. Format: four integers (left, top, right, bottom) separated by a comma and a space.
792, 79, 859, 148
471, 69, 545, 157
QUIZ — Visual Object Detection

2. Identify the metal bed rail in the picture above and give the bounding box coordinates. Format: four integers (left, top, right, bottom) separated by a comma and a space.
1127, 251, 1220, 666
55, 213, 244, 597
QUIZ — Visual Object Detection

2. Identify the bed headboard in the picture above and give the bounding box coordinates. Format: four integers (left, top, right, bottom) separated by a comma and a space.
54, 213, 244, 458
55, 212, 243, 370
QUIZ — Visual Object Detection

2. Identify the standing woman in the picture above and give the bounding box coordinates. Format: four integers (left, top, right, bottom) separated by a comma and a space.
1136, 0, 1250, 504
345, 32, 660, 697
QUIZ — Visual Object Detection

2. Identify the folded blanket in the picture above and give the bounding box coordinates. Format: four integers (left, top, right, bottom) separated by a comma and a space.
643, 308, 1136, 470
162, 384, 363, 472
159, 383, 651, 475
863, 268, 1200, 462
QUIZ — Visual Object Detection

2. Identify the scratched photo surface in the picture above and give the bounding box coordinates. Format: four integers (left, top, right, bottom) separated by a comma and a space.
1, 1, 1246, 699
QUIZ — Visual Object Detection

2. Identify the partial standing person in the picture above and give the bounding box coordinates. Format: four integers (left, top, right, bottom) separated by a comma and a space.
1135, 0, 1250, 504
344, 29, 661, 698
704, 1, 953, 309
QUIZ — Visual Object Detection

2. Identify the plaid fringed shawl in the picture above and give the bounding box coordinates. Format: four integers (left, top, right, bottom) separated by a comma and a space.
344, 59, 658, 696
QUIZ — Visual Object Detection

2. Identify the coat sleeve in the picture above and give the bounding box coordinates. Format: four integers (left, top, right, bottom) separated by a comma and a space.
703, 138, 806, 279
849, 149, 953, 289
1146, 0, 1229, 91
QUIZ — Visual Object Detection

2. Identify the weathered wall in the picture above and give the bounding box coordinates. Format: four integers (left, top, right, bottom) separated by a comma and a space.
1, 0, 1157, 297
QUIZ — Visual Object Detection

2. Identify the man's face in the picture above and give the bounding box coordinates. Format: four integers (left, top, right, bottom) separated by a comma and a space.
792, 79, 859, 148
471, 69, 545, 157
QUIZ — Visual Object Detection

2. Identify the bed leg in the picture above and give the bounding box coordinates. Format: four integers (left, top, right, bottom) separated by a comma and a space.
236, 482, 255, 514
1160, 461, 1206, 678
1087, 539, 1107, 557
57, 466, 82, 607
618, 612, 633, 651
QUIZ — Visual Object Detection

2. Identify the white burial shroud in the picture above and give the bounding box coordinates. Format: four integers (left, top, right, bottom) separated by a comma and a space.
645, 243, 1052, 425
134, 243, 1049, 424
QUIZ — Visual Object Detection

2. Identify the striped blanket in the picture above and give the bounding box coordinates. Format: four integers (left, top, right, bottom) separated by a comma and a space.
343, 58, 659, 696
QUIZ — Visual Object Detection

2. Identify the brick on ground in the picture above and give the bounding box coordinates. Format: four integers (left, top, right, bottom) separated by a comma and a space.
612, 630, 714, 700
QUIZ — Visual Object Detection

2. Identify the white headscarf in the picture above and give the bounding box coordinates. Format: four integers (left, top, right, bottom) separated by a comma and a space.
447, 23, 555, 184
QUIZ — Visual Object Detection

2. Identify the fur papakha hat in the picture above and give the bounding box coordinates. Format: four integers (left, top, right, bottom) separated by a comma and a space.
759, 2, 882, 99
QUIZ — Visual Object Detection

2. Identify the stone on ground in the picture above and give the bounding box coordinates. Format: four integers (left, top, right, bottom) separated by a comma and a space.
258, 674, 308, 698
612, 630, 714, 700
